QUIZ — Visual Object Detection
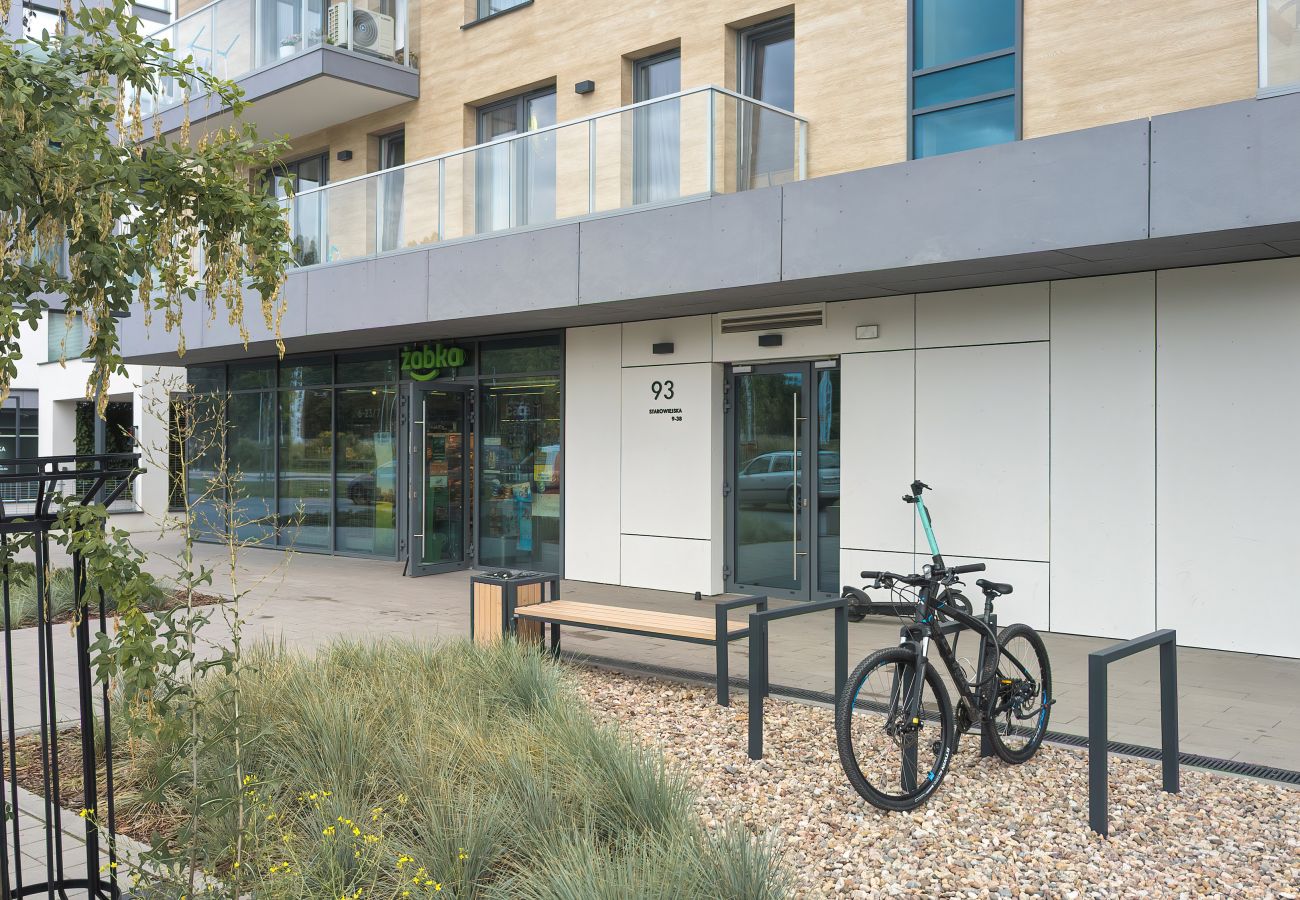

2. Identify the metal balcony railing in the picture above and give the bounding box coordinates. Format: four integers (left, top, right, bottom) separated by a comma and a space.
279, 86, 808, 268
138, 0, 413, 116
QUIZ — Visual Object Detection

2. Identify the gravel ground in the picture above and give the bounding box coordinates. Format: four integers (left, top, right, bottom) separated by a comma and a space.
575, 666, 1300, 899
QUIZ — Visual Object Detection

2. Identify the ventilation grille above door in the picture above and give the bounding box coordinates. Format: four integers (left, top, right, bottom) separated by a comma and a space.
718, 306, 824, 334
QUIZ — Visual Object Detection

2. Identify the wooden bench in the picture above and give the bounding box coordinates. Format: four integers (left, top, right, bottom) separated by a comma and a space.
512, 595, 767, 706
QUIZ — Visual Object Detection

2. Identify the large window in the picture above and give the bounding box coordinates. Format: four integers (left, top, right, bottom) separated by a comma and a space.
278, 359, 332, 549
21, 2, 63, 39
0, 392, 39, 505
334, 354, 399, 556
47, 310, 89, 362
1263, 1, 1300, 92
634, 50, 682, 204
263, 153, 328, 266
910, 0, 1019, 159
475, 88, 557, 233
476, 0, 529, 20
738, 16, 797, 188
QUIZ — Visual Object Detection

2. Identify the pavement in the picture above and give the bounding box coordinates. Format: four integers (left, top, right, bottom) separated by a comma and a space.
5, 525, 1300, 770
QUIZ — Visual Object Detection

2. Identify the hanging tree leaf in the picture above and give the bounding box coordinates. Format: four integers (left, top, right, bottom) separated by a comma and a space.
0, 0, 293, 413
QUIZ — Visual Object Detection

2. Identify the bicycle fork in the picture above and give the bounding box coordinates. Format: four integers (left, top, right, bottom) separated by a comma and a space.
895, 624, 931, 793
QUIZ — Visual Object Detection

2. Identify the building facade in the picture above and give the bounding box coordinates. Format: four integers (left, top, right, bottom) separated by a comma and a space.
5, 1, 180, 524
119, 0, 1300, 657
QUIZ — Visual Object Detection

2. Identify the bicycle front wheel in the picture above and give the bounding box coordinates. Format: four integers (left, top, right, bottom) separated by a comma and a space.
836, 647, 956, 812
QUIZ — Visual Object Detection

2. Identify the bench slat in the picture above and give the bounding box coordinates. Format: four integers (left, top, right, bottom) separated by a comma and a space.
514, 600, 744, 641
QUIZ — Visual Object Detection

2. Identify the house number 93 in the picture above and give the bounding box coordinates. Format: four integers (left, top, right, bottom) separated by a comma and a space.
651, 380, 675, 400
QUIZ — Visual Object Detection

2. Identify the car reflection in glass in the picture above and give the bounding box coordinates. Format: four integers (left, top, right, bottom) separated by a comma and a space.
737, 451, 839, 509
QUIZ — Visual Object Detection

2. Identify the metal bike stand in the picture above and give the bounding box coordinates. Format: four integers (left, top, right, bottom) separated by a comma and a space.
1088, 629, 1179, 837
747, 598, 848, 760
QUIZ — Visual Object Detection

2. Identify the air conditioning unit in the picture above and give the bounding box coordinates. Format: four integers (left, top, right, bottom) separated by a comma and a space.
328, 3, 396, 60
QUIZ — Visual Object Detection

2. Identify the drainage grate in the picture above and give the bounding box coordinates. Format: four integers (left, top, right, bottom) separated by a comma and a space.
567, 651, 1300, 787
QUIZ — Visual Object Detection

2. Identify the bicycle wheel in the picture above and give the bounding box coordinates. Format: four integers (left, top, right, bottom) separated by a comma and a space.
985, 623, 1053, 764
836, 647, 956, 812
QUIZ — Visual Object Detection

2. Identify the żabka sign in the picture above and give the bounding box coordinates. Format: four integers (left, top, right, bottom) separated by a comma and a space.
401, 343, 468, 381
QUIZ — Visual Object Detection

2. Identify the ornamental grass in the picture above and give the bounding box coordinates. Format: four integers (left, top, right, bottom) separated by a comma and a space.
114, 638, 789, 899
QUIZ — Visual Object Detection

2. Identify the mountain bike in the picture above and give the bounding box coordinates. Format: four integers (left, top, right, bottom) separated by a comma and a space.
835, 481, 1053, 811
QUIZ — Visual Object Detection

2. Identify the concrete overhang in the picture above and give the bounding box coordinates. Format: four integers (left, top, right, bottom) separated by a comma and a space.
151, 46, 419, 141
121, 90, 1300, 365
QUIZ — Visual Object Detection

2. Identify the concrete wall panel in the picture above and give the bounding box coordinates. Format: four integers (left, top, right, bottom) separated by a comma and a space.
840, 351, 915, 556
916, 283, 1049, 348
564, 325, 623, 585
1050, 274, 1156, 639
1156, 258, 1300, 655
620, 534, 714, 595
915, 343, 1050, 563
622, 316, 713, 367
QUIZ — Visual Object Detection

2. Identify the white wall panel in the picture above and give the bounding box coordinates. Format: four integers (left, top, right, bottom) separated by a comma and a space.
712, 295, 916, 363
563, 325, 623, 584
840, 351, 915, 555
622, 315, 712, 367
620, 362, 720, 541
915, 343, 1049, 562
942, 556, 1050, 631
621, 534, 715, 595
916, 282, 1049, 348
1156, 259, 1300, 656
1050, 274, 1156, 638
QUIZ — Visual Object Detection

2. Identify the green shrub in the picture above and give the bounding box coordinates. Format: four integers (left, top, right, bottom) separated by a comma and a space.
0, 565, 169, 628
117, 638, 786, 898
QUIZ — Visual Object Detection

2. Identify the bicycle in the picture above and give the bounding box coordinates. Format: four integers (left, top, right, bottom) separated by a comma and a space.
835, 480, 1053, 811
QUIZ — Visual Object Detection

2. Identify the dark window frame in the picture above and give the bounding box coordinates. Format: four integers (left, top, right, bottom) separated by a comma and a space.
465, 0, 532, 28
907, 0, 1023, 160
736, 15, 796, 189
475, 85, 558, 230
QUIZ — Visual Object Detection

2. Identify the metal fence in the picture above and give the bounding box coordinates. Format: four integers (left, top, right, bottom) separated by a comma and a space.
0, 453, 141, 899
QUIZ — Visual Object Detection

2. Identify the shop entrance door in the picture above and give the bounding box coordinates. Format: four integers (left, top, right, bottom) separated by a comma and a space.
408, 384, 472, 576
726, 361, 840, 601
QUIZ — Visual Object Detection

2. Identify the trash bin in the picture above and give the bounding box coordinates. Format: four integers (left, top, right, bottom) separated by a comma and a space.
469, 571, 559, 646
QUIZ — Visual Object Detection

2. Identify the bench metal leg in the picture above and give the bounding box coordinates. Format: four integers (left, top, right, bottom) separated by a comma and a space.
716, 638, 729, 706
550, 622, 560, 659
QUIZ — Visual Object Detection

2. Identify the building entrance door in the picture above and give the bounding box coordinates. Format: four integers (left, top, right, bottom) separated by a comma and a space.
408, 384, 473, 576
727, 361, 840, 601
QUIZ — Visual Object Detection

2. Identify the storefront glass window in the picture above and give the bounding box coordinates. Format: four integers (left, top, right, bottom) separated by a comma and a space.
278, 387, 332, 549
477, 376, 561, 571
338, 352, 398, 385
479, 336, 560, 376
228, 390, 276, 543
335, 386, 398, 555
187, 392, 227, 539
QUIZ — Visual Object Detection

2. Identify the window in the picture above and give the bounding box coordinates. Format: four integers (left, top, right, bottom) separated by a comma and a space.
47, 311, 90, 362
0, 392, 39, 505
738, 16, 797, 188
1263, 0, 1300, 91
633, 50, 682, 204
477, 0, 529, 19
910, 0, 1018, 159
264, 153, 328, 265
258, 0, 327, 67
21, 2, 63, 39
475, 88, 557, 233
377, 130, 406, 252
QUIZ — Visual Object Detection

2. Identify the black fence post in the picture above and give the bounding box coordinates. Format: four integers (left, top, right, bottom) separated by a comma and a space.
1088, 629, 1179, 838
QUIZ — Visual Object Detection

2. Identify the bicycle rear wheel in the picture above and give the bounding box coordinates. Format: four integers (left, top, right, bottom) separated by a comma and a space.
836, 647, 956, 812
985, 623, 1053, 764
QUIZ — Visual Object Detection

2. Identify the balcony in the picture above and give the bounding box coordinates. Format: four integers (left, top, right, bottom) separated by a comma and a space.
138, 0, 419, 139
280, 86, 807, 268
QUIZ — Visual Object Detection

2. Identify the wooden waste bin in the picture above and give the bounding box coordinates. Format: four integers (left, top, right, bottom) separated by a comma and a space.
469, 571, 560, 646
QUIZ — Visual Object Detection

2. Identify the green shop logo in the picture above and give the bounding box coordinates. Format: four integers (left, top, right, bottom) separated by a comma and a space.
401, 343, 468, 381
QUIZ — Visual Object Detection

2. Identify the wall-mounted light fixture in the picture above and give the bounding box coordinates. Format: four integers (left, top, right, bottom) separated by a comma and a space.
758, 334, 783, 348
575, 80, 596, 94
652, 342, 674, 355
336, 149, 354, 162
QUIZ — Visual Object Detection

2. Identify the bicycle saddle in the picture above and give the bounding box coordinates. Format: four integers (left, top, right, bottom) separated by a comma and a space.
976, 578, 1013, 596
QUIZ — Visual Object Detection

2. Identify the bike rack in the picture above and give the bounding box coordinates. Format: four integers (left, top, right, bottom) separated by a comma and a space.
747, 598, 848, 760
936, 614, 999, 760
1088, 629, 1180, 837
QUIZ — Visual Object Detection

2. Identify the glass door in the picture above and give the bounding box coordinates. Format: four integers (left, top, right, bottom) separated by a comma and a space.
408, 384, 472, 576
728, 361, 840, 600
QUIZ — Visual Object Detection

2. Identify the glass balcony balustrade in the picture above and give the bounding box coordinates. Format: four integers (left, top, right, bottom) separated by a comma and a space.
277, 86, 807, 269
137, 0, 412, 117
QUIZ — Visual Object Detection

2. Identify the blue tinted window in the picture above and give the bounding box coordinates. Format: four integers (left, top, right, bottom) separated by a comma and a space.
913, 96, 1015, 158
913, 54, 1014, 109
914, 0, 1016, 70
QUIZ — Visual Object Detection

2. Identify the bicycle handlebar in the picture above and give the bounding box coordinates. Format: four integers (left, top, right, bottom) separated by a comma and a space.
949, 563, 986, 575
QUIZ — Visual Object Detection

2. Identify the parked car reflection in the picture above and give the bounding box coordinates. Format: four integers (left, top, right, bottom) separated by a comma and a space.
736, 450, 839, 508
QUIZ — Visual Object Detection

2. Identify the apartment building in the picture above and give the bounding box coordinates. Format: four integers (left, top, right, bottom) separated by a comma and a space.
119, 0, 1300, 657
4, 1, 180, 523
